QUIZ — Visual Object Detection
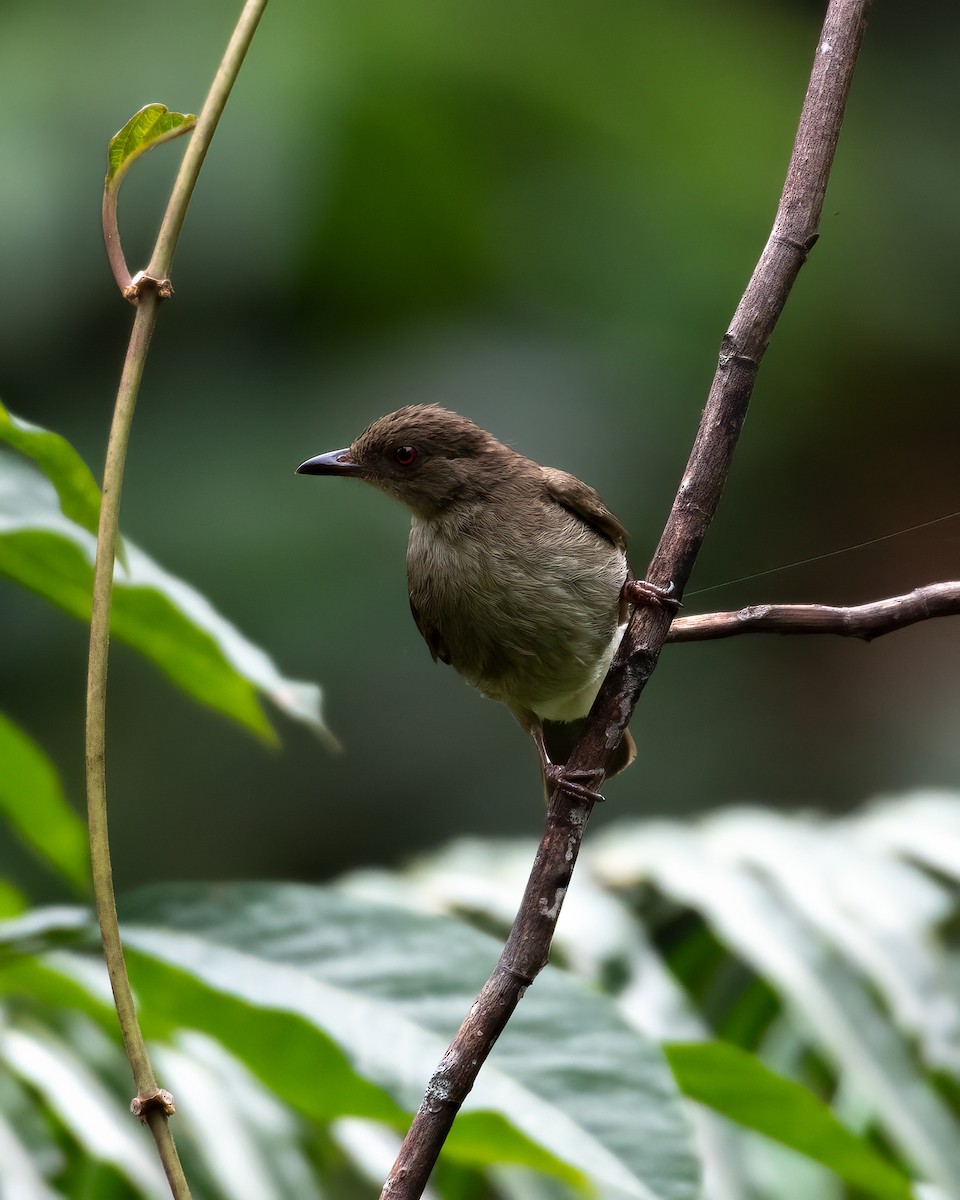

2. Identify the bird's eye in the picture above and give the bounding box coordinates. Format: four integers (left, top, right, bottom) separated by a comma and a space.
394, 445, 418, 466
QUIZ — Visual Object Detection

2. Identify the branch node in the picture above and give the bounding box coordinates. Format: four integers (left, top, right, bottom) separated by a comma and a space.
130, 1088, 176, 1123
913, 584, 933, 620
499, 960, 536, 987
423, 1074, 458, 1112
718, 333, 759, 370
770, 231, 819, 261
124, 271, 175, 306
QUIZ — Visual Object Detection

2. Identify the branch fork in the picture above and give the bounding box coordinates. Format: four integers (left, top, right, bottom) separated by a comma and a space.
380, 3, 878, 1197
122, 272, 175, 305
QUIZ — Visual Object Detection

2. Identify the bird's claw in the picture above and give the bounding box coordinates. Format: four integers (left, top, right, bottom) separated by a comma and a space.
622, 578, 681, 613
544, 763, 606, 804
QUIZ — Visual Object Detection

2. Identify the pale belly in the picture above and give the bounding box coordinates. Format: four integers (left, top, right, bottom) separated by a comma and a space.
407, 514, 627, 721
530, 622, 626, 720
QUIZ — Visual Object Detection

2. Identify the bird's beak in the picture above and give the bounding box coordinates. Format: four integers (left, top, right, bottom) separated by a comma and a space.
296, 448, 361, 476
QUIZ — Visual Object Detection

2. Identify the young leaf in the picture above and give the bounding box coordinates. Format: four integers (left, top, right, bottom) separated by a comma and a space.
105, 103, 196, 193
0, 714, 89, 893
665, 1041, 914, 1200
102, 103, 196, 292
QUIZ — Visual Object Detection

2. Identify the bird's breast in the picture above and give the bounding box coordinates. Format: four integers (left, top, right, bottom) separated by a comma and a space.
406, 508, 627, 720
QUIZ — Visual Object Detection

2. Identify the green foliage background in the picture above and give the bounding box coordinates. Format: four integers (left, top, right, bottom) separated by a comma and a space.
2, 4, 960, 1196
2, 0, 959, 896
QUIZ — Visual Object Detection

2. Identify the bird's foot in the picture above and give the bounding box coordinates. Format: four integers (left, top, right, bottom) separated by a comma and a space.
544, 763, 606, 804
622, 578, 681, 613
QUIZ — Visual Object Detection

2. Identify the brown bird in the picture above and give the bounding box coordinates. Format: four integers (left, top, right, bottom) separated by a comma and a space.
297, 405, 654, 799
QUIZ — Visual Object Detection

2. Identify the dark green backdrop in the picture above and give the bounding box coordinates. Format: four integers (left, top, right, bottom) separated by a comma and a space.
2, 0, 958, 893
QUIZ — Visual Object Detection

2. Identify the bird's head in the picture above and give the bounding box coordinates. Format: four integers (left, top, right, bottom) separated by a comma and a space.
297, 405, 514, 517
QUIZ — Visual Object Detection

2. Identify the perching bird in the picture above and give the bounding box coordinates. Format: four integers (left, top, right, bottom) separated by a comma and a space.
297, 405, 655, 799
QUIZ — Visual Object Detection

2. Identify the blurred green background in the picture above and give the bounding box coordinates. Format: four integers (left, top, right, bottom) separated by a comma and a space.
1, 0, 958, 895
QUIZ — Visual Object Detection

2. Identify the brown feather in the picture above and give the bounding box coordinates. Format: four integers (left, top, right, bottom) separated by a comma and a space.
541, 467, 629, 550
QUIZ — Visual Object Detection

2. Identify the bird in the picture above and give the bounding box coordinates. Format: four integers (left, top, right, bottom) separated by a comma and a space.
297, 405, 660, 801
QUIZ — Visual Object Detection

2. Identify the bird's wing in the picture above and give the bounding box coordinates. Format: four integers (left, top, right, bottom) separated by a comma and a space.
541, 467, 628, 550
409, 597, 451, 665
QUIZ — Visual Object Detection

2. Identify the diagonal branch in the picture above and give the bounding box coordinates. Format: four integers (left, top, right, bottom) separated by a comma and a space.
379, 3, 873, 1198
667, 582, 960, 642
570, 0, 871, 777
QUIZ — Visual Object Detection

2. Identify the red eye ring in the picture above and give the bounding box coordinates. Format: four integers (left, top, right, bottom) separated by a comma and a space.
394, 445, 418, 466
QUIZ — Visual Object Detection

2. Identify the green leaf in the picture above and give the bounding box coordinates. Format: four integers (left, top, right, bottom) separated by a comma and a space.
0, 935, 325, 1197
589, 818, 960, 1194
704, 808, 956, 1076
105, 103, 195, 191
153, 1032, 325, 1200
0, 1020, 169, 1198
0, 714, 88, 893
113, 883, 700, 1200
665, 1041, 914, 1200
0, 400, 101, 539
0, 882, 27, 919
855, 791, 960, 893
0, 950, 117, 1030
0, 447, 333, 744
0, 1086, 63, 1200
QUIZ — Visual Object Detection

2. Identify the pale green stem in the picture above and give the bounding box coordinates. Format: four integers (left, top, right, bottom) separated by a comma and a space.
85, 2, 269, 1196
148, 0, 267, 282
102, 184, 133, 293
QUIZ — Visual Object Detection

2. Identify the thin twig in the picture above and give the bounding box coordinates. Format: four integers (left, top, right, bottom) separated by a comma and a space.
102, 187, 133, 294
85, 3, 268, 1196
667, 582, 960, 642
379, 3, 873, 1197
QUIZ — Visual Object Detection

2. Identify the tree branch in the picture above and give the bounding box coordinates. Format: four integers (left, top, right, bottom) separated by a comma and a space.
379, 3, 873, 1198
667, 582, 960, 642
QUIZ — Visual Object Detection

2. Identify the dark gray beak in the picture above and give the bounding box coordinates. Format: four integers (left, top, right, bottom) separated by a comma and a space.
296, 448, 361, 476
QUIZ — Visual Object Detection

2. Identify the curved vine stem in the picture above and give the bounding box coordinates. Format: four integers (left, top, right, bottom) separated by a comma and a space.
86, 2, 268, 1194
